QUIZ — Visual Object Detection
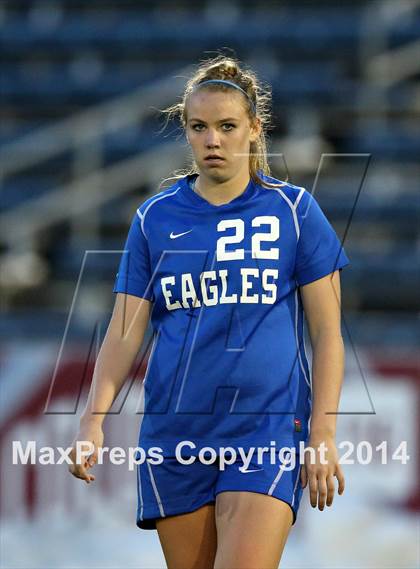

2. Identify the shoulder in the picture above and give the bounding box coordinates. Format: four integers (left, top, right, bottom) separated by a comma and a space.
137, 180, 183, 218
135, 179, 184, 233
258, 174, 308, 209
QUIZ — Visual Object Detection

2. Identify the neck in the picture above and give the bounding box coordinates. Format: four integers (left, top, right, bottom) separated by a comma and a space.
194, 168, 251, 206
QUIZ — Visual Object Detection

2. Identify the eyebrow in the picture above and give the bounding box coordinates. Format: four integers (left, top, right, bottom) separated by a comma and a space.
187, 117, 239, 123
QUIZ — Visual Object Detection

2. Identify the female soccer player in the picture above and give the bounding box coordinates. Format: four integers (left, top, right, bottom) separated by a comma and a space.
69, 55, 349, 569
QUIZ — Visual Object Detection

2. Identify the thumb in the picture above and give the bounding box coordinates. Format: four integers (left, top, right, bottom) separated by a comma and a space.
300, 464, 308, 488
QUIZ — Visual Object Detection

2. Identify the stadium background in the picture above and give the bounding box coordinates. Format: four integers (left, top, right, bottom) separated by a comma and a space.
0, 0, 419, 567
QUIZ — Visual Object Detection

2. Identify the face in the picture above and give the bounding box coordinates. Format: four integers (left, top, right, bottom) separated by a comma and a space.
185, 89, 261, 184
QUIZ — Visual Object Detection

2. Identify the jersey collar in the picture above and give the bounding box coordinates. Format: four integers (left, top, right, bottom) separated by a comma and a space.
182, 173, 257, 210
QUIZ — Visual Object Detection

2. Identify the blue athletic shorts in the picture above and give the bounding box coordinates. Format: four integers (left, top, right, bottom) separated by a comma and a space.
136, 450, 304, 529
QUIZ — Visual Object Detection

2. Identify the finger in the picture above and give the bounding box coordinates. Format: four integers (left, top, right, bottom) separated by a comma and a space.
78, 442, 95, 467
69, 463, 92, 483
317, 474, 328, 511
84, 449, 99, 469
300, 464, 308, 488
71, 466, 88, 480
83, 454, 92, 468
88, 455, 96, 468
71, 468, 87, 481
68, 445, 97, 481
326, 474, 335, 507
77, 470, 95, 483
336, 464, 345, 495
88, 451, 98, 468
70, 445, 90, 468
308, 473, 318, 508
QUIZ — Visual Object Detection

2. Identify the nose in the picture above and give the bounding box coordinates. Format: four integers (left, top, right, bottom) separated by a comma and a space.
204, 128, 220, 148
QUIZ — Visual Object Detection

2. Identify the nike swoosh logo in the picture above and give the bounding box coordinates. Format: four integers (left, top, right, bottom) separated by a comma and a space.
239, 468, 263, 474
170, 230, 193, 239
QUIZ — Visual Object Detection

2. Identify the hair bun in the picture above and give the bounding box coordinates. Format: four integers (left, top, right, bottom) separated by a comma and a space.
207, 59, 239, 80
220, 60, 239, 80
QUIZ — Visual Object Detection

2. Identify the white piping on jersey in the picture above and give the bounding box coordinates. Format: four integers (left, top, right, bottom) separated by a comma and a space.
271, 186, 306, 240
294, 288, 311, 389
146, 460, 166, 518
294, 186, 305, 210
137, 460, 144, 520
291, 464, 302, 508
136, 186, 182, 239
301, 317, 311, 377
268, 451, 291, 496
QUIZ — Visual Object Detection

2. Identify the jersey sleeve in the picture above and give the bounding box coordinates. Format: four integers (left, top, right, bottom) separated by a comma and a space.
294, 190, 350, 286
112, 209, 155, 301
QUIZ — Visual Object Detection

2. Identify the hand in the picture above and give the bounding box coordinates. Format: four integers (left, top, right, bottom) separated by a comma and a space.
68, 421, 104, 484
300, 435, 345, 511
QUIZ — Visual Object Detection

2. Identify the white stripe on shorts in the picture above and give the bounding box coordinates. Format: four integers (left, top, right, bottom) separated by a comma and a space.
137, 462, 144, 520
291, 465, 301, 508
146, 460, 166, 518
268, 452, 292, 496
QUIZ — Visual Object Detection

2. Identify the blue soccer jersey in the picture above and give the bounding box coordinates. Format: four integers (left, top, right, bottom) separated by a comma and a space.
113, 173, 350, 455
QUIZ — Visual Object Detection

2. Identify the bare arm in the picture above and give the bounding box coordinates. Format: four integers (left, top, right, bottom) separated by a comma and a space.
69, 292, 151, 482
301, 270, 344, 439
81, 292, 151, 426
299, 270, 345, 509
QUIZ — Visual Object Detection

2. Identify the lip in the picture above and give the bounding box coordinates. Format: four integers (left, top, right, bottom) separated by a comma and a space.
204, 156, 225, 165
204, 155, 224, 160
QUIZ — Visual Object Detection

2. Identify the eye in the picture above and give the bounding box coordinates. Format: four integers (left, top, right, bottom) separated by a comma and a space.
221, 123, 235, 131
191, 123, 205, 132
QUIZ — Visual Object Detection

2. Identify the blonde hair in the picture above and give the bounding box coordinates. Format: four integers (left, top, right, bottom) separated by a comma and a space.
159, 54, 286, 189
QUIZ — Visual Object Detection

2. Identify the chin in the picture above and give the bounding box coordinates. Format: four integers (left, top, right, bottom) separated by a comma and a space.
199, 164, 231, 183
208, 172, 230, 184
